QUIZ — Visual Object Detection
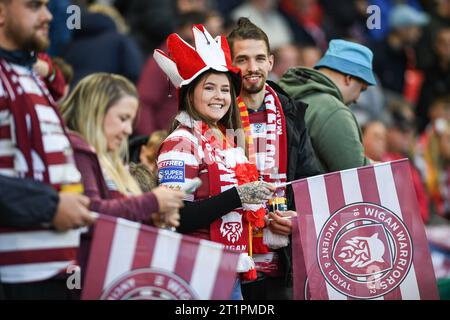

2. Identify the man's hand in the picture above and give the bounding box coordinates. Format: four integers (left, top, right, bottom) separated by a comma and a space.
52, 193, 95, 231
266, 210, 297, 236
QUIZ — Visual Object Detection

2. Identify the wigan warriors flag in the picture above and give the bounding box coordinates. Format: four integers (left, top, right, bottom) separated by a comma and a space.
82, 215, 240, 300
292, 159, 439, 300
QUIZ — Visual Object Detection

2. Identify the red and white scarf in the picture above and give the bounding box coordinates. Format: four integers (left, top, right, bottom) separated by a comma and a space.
175, 112, 266, 280
238, 85, 287, 183
238, 84, 288, 255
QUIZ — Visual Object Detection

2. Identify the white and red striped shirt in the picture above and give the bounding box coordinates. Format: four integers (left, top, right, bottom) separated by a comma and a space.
0, 60, 81, 283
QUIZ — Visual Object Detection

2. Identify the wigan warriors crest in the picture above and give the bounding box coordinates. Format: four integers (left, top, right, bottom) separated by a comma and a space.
333, 223, 393, 277
100, 268, 199, 300
220, 211, 243, 244
317, 202, 413, 299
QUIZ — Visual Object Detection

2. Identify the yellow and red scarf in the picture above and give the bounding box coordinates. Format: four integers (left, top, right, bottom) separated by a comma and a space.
237, 84, 288, 253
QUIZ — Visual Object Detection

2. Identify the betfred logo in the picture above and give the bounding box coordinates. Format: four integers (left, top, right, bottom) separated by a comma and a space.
100, 268, 198, 300
317, 203, 413, 299
159, 160, 184, 168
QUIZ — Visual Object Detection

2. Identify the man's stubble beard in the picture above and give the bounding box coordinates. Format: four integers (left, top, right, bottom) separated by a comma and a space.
242, 80, 265, 95
5, 21, 50, 52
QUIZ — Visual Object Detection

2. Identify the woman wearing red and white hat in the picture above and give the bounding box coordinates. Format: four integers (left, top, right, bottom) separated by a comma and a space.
155, 25, 275, 299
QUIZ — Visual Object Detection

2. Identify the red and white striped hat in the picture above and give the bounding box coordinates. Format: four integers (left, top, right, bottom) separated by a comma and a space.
153, 24, 241, 95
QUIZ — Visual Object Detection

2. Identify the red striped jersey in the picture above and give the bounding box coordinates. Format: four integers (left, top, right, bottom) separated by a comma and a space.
0, 60, 81, 283
157, 113, 246, 240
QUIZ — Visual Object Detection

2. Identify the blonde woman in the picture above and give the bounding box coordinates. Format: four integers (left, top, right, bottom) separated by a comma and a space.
61, 73, 184, 227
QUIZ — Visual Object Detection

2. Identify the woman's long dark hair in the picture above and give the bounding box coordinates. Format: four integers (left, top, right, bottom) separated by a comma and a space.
170, 70, 247, 152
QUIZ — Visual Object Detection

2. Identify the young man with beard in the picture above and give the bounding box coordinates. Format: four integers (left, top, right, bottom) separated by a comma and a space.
0, 0, 94, 299
227, 18, 320, 300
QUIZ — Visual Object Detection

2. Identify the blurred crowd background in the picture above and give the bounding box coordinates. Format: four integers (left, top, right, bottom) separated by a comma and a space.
48, 0, 450, 225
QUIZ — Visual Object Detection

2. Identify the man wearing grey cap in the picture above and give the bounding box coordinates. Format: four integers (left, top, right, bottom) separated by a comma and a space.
279, 39, 376, 173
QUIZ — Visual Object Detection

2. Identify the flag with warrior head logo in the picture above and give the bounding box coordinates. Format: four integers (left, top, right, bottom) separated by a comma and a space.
291, 159, 439, 300
82, 215, 240, 300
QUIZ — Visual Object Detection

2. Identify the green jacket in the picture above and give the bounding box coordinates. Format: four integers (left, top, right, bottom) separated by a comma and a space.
278, 67, 369, 173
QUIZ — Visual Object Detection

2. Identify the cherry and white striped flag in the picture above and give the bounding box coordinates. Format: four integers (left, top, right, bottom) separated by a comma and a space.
292, 159, 439, 300
82, 215, 240, 300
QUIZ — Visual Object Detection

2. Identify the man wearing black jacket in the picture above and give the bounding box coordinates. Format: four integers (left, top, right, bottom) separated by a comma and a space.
228, 18, 320, 300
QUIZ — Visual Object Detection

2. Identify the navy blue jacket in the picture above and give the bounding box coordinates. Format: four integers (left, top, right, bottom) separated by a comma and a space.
62, 11, 144, 85
0, 176, 58, 228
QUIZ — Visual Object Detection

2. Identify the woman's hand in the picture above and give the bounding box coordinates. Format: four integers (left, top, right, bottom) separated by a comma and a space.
236, 181, 275, 204
152, 186, 185, 213
152, 209, 180, 229
33, 59, 50, 78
